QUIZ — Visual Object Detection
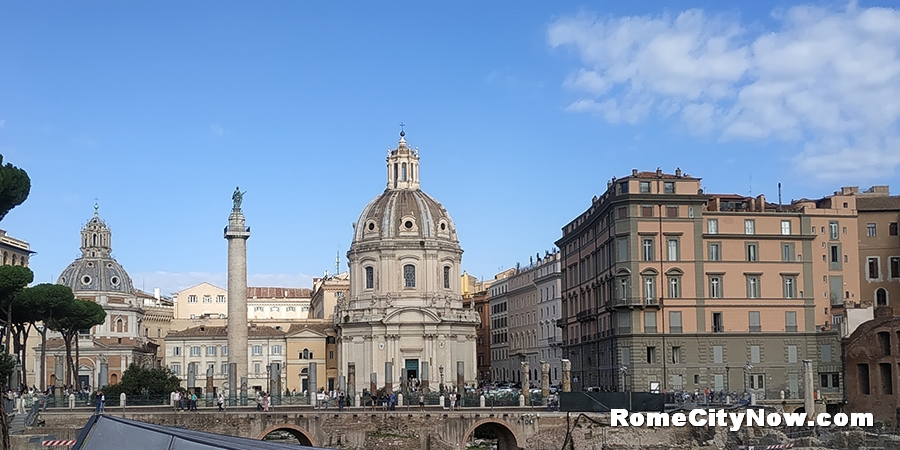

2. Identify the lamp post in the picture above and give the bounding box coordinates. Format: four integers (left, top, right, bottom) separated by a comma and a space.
37, 324, 46, 391
439, 365, 444, 394
725, 366, 730, 399
620, 365, 628, 392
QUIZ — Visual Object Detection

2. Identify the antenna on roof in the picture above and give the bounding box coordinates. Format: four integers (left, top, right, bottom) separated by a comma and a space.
778, 183, 783, 212
335, 251, 340, 275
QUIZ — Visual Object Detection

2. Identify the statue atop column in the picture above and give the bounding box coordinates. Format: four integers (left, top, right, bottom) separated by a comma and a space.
232, 186, 246, 209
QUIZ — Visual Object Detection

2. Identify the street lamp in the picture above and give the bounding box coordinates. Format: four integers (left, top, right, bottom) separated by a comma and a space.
619, 365, 628, 392
439, 365, 444, 393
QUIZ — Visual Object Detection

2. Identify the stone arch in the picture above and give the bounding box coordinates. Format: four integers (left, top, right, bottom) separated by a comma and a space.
257, 424, 315, 446
461, 419, 521, 450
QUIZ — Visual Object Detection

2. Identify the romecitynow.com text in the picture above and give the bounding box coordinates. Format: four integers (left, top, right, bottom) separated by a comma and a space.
611, 409, 873, 431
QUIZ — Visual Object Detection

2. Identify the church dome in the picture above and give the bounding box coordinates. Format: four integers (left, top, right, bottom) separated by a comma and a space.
57, 205, 135, 294
352, 131, 459, 245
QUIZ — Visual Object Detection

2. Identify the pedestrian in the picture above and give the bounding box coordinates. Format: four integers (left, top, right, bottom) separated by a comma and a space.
217, 392, 225, 411
264, 393, 271, 412
418, 391, 424, 412
389, 392, 396, 411
256, 392, 263, 411
449, 391, 456, 411
190, 392, 197, 411
338, 392, 345, 412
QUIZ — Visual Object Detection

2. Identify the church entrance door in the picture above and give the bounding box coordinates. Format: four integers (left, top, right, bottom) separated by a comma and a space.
405, 359, 418, 380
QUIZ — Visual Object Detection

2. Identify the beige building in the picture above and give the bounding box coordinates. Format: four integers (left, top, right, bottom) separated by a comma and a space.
309, 272, 350, 321
171, 283, 312, 330
557, 169, 858, 404
0, 229, 33, 267
854, 186, 900, 308
338, 130, 480, 395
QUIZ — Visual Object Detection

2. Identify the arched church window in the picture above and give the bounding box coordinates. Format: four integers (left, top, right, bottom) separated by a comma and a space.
393, 163, 399, 188
2, 252, 7, 265
93, 234, 98, 246
365, 267, 374, 289
443, 266, 451, 289
403, 264, 416, 288
401, 162, 407, 182
877, 288, 888, 306
302, 348, 309, 359
116, 319, 124, 333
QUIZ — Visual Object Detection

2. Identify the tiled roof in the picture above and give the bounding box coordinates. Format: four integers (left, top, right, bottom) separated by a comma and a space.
857, 196, 900, 211
166, 324, 286, 338
286, 322, 333, 336
248, 287, 312, 298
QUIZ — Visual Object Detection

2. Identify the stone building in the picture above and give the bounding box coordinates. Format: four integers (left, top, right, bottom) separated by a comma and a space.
337, 130, 479, 395
855, 187, 900, 308
843, 306, 900, 426
489, 271, 513, 381
171, 283, 312, 331
0, 229, 33, 267
461, 272, 493, 382
556, 169, 857, 404
43, 206, 159, 389
309, 272, 350, 321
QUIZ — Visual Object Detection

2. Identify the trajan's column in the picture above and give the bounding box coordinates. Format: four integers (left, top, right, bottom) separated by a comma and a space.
225, 187, 250, 400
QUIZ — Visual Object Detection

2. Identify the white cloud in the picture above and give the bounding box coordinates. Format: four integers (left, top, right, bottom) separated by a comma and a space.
132, 271, 314, 297
549, 4, 900, 182
210, 123, 225, 137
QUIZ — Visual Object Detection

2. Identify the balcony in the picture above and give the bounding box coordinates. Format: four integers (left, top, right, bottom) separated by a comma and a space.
608, 297, 643, 309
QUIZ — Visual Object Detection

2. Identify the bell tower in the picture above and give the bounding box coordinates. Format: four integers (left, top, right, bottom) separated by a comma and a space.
80, 203, 112, 258
385, 127, 420, 191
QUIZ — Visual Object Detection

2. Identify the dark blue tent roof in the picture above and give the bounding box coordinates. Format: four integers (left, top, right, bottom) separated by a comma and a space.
72, 414, 325, 450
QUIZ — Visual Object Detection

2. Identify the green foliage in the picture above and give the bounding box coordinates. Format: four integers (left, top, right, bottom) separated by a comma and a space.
0, 347, 14, 388
0, 155, 30, 222
45, 297, 106, 337
102, 364, 181, 397
13, 284, 74, 325
0, 265, 34, 303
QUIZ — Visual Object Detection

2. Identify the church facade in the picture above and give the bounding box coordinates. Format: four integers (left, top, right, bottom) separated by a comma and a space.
337, 131, 479, 394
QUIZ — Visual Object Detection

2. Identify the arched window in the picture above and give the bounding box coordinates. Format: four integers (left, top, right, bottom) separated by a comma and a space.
302, 348, 309, 359
401, 162, 407, 181
365, 267, 374, 289
93, 234, 98, 246
443, 266, 451, 289
2, 252, 7, 265
403, 264, 416, 288
11, 255, 16, 266
116, 319, 123, 333
877, 288, 888, 306
393, 163, 398, 188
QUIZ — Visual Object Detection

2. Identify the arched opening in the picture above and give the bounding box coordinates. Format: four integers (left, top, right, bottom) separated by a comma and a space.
877, 288, 888, 306
116, 319, 124, 333
110, 373, 118, 385
401, 162, 407, 181
93, 234, 98, 246
462, 419, 520, 450
259, 425, 315, 446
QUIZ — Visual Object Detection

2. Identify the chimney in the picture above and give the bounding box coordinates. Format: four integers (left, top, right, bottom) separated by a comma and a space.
632, 169, 638, 176
154, 287, 160, 300
656, 167, 662, 177
675, 168, 682, 178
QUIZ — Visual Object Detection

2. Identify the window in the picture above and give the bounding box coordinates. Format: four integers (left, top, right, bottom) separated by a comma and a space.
188, 295, 197, 303
745, 219, 755, 235
667, 239, 678, 261
788, 345, 798, 363
890, 257, 900, 279
173, 346, 181, 356
868, 257, 880, 279
642, 239, 654, 261
646, 346, 657, 364
666, 206, 678, 218
749, 374, 764, 390
891, 222, 898, 236
642, 276, 656, 302
821, 373, 840, 389
222, 346, 228, 356
286, 306, 296, 312
620, 182, 629, 193
746, 243, 758, 262
641, 205, 653, 217
617, 238, 629, 262
668, 276, 681, 298
271, 345, 282, 355
669, 311, 682, 333
749, 311, 761, 332
876, 288, 888, 306
254, 306, 264, 312
672, 346, 681, 364
170, 364, 181, 375
203, 295, 211, 303
644, 311, 657, 333
443, 266, 451, 289
708, 243, 720, 261
712, 312, 723, 333
713, 345, 723, 363
271, 306, 279, 312
785, 311, 797, 332
747, 275, 760, 299
867, 223, 877, 237
781, 220, 791, 235
664, 182, 675, 193
618, 277, 629, 300
365, 266, 374, 289
403, 264, 416, 288
782, 243, 794, 262
707, 219, 718, 234
216, 295, 226, 303
829, 221, 839, 240
254, 363, 261, 374
640, 181, 650, 193
617, 206, 626, 219
190, 346, 200, 356
783, 276, 797, 299
252, 345, 262, 355
709, 276, 721, 298
750, 345, 760, 363
830, 244, 842, 269
688, 206, 694, 218
206, 346, 216, 356
221, 364, 229, 374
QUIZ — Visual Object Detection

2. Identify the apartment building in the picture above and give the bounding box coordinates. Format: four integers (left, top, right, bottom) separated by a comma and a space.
171, 283, 312, 330
489, 270, 513, 381
0, 229, 33, 267
855, 186, 900, 307
556, 168, 856, 403
462, 271, 494, 381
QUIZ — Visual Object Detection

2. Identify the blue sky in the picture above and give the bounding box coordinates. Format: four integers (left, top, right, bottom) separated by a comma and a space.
2, 1, 899, 295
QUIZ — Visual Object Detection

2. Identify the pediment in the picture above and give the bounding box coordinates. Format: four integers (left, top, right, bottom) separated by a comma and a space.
383, 307, 440, 324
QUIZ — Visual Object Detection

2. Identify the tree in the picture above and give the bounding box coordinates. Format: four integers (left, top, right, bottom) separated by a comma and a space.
45, 299, 106, 387
102, 364, 181, 400
0, 155, 29, 222
0, 265, 34, 351
13, 284, 74, 390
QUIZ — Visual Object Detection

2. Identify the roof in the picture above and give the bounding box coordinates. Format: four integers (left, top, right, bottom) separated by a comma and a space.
857, 196, 900, 211
286, 322, 333, 336
73, 414, 325, 450
166, 325, 286, 338
249, 287, 312, 298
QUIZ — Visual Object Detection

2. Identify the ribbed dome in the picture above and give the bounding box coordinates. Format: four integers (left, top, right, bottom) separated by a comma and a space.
353, 189, 458, 244
57, 205, 135, 294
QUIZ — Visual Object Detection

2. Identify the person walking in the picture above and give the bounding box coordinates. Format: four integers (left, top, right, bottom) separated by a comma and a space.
190, 392, 197, 411
418, 391, 424, 412
264, 393, 271, 412
256, 392, 263, 411
217, 392, 225, 411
